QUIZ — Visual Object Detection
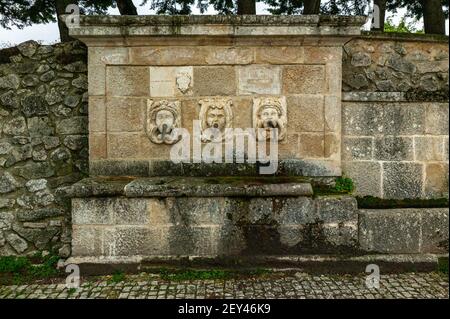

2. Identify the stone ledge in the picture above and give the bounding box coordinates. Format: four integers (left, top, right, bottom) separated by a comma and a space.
73, 15, 366, 27
343, 91, 450, 102
89, 160, 342, 177
360, 31, 449, 43
343, 92, 406, 102
125, 177, 313, 197
67, 15, 365, 40
60, 176, 313, 198
63, 253, 445, 275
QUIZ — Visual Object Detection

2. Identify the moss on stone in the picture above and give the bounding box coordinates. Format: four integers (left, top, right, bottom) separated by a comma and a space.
313, 177, 354, 197
356, 196, 449, 209
148, 267, 274, 281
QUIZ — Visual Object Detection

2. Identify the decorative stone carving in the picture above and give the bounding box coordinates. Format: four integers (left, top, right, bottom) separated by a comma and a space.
146, 99, 182, 145
199, 98, 233, 142
253, 96, 287, 141
176, 71, 192, 94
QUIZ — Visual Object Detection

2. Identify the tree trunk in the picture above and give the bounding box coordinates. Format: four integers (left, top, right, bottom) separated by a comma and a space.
371, 0, 386, 31
116, 0, 138, 15
55, 0, 77, 42
303, 0, 321, 14
237, 0, 256, 14
421, 0, 446, 34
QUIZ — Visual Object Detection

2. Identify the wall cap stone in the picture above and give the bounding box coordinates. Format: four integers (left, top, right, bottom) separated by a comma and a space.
359, 31, 449, 43
72, 14, 366, 27
67, 15, 366, 42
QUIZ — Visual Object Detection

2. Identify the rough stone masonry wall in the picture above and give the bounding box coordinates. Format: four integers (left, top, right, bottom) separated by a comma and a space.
342, 34, 449, 199
0, 41, 88, 257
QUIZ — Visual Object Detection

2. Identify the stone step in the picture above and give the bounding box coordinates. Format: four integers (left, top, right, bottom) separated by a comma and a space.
63, 253, 447, 276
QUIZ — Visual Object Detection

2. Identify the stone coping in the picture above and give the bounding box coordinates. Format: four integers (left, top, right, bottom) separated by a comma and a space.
359, 30, 449, 43
59, 176, 314, 198
89, 160, 341, 177
342, 91, 450, 102
73, 14, 366, 27
68, 15, 366, 39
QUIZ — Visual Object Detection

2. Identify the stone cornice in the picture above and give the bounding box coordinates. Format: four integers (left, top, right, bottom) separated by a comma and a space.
67, 15, 366, 45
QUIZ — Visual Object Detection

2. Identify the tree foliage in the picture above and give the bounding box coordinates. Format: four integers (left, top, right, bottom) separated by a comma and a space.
386, 0, 449, 20
0, 0, 113, 30
1, 0, 448, 41
384, 16, 423, 33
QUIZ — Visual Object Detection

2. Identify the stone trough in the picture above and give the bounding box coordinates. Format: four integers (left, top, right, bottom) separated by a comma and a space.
61, 176, 362, 259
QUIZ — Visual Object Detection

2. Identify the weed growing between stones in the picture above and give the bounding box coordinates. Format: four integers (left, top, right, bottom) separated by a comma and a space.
155, 268, 273, 281
107, 270, 126, 284
313, 177, 355, 196
0, 250, 62, 285
334, 177, 355, 193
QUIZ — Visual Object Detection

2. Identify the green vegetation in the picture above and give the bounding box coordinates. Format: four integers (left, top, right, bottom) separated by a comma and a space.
108, 271, 126, 284
0, 256, 31, 273
438, 257, 449, 275
334, 177, 354, 193
156, 268, 273, 281
313, 177, 354, 196
67, 287, 77, 295
0, 251, 61, 285
384, 17, 424, 34
357, 196, 449, 209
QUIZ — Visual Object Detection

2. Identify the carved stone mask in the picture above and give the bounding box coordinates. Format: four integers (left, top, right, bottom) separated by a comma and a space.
155, 109, 175, 135
260, 106, 280, 129
206, 107, 226, 131
253, 97, 287, 141
199, 99, 233, 142
146, 99, 181, 145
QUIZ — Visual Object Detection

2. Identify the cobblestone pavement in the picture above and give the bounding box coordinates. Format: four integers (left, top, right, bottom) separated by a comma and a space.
0, 272, 448, 299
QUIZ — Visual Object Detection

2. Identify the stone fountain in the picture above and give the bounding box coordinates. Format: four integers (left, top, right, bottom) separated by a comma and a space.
63, 15, 370, 265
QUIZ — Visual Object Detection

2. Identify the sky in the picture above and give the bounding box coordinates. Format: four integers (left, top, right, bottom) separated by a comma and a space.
0, 1, 448, 47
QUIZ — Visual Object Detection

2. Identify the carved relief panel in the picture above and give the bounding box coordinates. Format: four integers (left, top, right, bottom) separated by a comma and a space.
252, 97, 287, 141
199, 98, 233, 142
146, 99, 182, 145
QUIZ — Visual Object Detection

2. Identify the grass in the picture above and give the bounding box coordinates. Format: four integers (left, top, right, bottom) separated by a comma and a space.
0, 251, 62, 285
155, 267, 273, 281
107, 271, 126, 284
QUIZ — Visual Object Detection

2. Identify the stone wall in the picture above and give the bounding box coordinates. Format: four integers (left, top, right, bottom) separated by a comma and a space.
87, 45, 343, 176
0, 41, 88, 257
0, 32, 448, 257
71, 196, 360, 258
342, 34, 449, 199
